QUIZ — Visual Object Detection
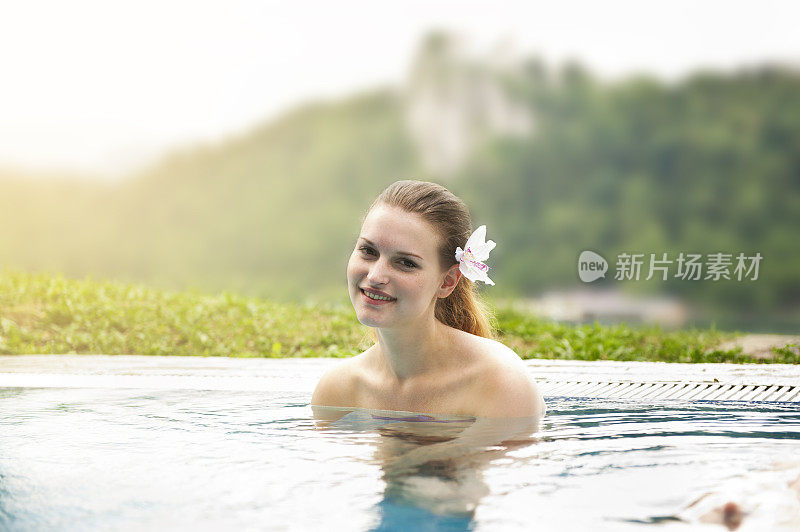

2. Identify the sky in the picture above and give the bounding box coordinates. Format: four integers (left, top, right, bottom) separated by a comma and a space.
1, 0, 798, 178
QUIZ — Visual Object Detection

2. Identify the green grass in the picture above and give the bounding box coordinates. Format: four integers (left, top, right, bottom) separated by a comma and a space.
495, 309, 755, 363
1, 269, 796, 363
0, 269, 368, 358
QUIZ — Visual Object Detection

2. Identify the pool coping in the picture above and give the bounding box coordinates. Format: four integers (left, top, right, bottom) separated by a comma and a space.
1, 355, 798, 402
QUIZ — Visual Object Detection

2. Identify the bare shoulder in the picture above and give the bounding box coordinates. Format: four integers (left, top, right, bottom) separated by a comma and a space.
457, 331, 527, 371
460, 333, 546, 418
310, 354, 363, 408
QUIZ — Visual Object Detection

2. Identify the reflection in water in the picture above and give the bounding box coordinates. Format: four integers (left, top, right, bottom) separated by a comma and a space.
312, 406, 543, 530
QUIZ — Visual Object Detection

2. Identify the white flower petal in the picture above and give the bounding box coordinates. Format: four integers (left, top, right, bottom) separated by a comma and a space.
463, 226, 496, 261
465, 225, 487, 250
470, 240, 496, 261
458, 261, 477, 279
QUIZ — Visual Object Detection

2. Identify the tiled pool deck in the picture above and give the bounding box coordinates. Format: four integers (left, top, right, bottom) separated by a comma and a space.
1, 355, 798, 402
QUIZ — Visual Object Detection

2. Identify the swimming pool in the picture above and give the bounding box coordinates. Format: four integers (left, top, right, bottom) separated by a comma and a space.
1, 356, 799, 531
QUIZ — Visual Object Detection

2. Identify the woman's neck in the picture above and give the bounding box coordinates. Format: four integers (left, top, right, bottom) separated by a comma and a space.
373, 315, 454, 383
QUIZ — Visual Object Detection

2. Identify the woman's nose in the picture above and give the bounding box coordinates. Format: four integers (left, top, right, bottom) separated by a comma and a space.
366, 258, 389, 285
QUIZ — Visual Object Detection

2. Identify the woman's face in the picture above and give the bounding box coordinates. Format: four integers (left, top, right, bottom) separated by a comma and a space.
347, 203, 460, 329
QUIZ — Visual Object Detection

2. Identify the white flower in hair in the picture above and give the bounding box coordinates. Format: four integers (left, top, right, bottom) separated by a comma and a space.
454, 225, 496, 286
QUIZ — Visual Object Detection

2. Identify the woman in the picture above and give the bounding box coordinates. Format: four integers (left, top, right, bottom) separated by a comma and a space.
312, 180, 545, 419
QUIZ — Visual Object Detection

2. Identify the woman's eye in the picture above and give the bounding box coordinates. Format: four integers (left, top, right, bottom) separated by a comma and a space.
357, 246, 416, 268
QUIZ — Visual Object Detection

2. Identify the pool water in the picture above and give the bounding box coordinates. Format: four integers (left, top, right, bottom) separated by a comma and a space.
2, 386, 799, 531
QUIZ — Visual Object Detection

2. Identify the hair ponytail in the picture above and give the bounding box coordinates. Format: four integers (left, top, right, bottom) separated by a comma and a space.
434, 274, 495, 339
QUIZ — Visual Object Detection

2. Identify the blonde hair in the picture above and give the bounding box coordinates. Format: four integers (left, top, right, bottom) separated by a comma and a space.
359, 179, 496, 340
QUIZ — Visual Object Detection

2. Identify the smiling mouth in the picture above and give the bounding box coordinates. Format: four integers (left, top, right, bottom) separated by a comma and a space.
360, 288, 396, 302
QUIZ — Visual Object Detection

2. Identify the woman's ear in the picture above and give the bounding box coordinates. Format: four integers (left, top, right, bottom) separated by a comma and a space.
438, 264, 462, 298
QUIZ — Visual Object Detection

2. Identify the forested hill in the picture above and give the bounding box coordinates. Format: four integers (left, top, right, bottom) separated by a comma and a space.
1, 41, 798, 325
0, 89, 419, 302
457, 63, 800, 323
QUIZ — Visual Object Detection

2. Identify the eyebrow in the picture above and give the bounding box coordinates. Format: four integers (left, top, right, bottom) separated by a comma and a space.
358, 237, 424, 260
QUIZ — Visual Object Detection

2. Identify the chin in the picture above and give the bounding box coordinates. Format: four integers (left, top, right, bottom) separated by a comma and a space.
354, 309, 389, 327
354, 307, 395, 329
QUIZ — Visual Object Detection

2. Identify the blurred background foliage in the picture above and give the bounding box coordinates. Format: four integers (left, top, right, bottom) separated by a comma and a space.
1, 32, 798, 332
